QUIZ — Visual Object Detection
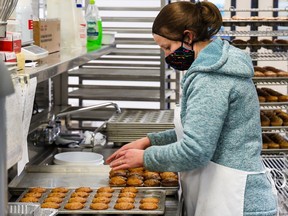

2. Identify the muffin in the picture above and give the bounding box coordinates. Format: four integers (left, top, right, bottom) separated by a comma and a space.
114, 202, 135, 210
90, 203, 109, 210
41, 202, 60, 209
64, 202, 84, 210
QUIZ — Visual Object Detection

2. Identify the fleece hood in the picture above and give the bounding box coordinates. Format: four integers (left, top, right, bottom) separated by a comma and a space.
182, 38, 254, 85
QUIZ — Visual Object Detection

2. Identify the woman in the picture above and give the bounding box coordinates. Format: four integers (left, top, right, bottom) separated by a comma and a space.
107, 1, 278, 216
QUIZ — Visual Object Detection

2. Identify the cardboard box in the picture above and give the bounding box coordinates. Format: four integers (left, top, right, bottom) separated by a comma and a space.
33, 19, 60, 54
0, 51, 17, 62
0, 32, 22, 53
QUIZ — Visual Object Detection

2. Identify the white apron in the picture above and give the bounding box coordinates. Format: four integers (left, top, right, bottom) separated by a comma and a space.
174, 105, 279, 216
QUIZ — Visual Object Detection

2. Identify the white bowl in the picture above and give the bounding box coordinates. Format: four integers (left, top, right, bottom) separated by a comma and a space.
53, 152, 104, 165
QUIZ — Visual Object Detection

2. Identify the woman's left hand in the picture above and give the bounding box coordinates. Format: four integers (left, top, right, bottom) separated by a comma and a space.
109, 149, 144, 170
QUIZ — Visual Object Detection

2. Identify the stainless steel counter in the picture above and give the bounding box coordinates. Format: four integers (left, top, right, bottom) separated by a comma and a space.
25, 44, 115, 83
8, 144, 181, 216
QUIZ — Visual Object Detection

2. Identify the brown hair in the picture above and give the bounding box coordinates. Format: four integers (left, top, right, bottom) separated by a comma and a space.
152, 1, 222, 42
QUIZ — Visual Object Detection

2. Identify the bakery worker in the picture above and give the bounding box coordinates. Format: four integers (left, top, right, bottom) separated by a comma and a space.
107, 1, 278, 216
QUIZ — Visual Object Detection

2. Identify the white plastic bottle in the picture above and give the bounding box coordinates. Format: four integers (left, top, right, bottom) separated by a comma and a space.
85, 0, 102, 50
61, 0, 82, 49
15, 0, 34, 45
76, 1, 87, 47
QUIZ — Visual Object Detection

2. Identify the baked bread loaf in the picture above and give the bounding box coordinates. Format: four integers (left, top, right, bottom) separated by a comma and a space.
260, 39, 273, 45
263, 66, 279, 72
264, 71, 277, 77
260, 112, 270, 126
256, 88, 278, 102
268, 133, 288, 148
232, 39, 247, 49
275, 110, 288, 125
271, 116, 283, 126
258, 96, 266, 102
277, 71, 288, 77
254, 66, 266, 72
260, 112, 269, 125
261, 88, 288, 102
262, 134, 280, 149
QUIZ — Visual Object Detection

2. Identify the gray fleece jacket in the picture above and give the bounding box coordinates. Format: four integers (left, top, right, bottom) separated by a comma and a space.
145, 38, 277, 216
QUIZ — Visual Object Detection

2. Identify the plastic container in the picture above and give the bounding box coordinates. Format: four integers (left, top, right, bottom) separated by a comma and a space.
85, 0, 102, 50
53, 152, 104, 165
76, 1, 87, 47
15, 0, 34, 45
46, 0, 81, 49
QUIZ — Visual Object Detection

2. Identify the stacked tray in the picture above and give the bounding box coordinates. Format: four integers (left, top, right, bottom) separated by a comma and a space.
106, 109, 174, 143
16, 187, 166, 215
8, 202, 58, 216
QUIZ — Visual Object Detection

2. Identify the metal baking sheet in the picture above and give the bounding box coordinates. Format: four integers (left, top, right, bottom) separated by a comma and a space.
9, 165, 178, 195
16, 188, 165, 215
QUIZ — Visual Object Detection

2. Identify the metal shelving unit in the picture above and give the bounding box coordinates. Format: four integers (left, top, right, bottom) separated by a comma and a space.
217, 30, 288, 37
262, 154, 288, 215
68, 0, 177, 115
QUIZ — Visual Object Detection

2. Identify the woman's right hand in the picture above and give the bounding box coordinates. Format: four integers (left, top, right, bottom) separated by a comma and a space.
106, 136, 151, 164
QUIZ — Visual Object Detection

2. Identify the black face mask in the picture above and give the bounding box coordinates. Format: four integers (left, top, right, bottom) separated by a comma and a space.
165, 41, 195, 71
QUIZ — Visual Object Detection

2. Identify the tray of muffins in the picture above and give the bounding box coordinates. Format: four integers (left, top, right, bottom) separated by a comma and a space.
108, 167, 179, 190
16, 186, 166, 214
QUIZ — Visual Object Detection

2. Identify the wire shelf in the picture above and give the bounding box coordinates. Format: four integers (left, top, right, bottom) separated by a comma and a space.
253, 77, 288, 85
262, 154, 288, 215
222, 20, 288, 27
249, 52, 288, 61
259, 102, 288, 109
217, 30, 288, 37
221, 7, 288, 12
262, 126, 288, 132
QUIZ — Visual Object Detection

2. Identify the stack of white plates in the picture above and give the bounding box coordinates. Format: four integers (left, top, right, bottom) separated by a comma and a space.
53, 152, 104, 165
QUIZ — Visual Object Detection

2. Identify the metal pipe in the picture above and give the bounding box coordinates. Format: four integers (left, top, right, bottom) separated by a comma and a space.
57, 102, 121, 118
0, 98, 8, 215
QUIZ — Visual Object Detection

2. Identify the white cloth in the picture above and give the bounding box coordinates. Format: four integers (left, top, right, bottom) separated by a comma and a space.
174, 105, 278, 216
